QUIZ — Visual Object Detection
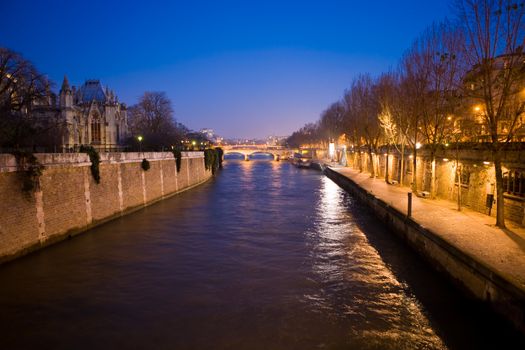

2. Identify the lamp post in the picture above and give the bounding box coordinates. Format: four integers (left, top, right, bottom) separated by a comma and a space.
137, 135, 143, 153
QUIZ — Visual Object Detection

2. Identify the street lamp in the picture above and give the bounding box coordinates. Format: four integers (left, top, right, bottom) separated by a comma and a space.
137, 135, 143, 153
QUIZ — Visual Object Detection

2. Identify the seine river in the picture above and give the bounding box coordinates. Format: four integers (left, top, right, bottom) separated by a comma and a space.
0, 158, 524, 349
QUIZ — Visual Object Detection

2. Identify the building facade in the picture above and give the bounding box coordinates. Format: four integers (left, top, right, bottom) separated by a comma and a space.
344, 145, 525, 226
58, 77, 128, 151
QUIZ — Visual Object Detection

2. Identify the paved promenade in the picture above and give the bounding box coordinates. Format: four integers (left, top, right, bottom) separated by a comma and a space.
329, 165, 525, 293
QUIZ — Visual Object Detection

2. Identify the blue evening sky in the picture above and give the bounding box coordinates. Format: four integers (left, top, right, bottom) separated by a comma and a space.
1, 1, 451, 139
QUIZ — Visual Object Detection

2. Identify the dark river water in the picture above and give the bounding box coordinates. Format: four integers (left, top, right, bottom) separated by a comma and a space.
1, 159, 524, 349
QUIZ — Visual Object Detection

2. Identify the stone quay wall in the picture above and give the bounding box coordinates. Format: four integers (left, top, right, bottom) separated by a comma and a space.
0, 152, 211, 263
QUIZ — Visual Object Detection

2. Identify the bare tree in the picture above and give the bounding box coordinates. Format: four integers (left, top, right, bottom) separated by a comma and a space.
455, 0, 525, 228
408, 22, 466, 198
319, 101, 345, 148
350, 75, 382, 177
286, 122, 323, 149
342, 89, 362, 171
128, 91, 184, 150
376, 72, 402, 184
399, 48, 429, 192
0, 47, 57, 149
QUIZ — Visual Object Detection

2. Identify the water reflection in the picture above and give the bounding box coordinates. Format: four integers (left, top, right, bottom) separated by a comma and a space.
307, 177, 445, 349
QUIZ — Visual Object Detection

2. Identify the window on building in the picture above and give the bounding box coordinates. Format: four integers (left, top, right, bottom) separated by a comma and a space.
91, 118, 101, 143
116, 124, 120, 143
455, 168, 470, 186
503, 170, 525, 197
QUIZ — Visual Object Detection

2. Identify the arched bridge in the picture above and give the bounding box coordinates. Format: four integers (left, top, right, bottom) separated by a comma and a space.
221, 145, 292, 161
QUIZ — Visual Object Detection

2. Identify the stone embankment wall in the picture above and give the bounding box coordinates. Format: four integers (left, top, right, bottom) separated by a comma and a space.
325, 167, 525, 334
0, 152, 211, 263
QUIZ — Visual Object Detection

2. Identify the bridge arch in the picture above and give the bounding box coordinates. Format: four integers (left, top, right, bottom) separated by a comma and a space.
223, 151, 248, 161
222, 145, 292, 161
223, 150, 278, 161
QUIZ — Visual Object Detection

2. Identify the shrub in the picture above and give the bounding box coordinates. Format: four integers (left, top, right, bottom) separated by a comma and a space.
80, 145, 101, 184
215, 147, 224, 169
172, 149, 182, 173
204, 148, 221, 175
141, 158, 150, 171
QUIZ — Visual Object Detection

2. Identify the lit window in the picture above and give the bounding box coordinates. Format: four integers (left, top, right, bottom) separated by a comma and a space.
503, 170, 525, 197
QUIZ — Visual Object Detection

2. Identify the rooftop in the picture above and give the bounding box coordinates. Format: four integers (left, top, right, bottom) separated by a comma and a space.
76, 80, 107, 104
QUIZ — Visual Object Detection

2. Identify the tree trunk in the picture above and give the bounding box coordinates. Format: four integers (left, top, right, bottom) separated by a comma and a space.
385, 145, 390, 184
412, 147, 417, 192
455, 144, 461, 212
399, 143, 405, 186
457, 164, 462, 212
385, 153, 390, 184
430, 154, 436, 199
494, 151, 506, 228
369, 150, 375, 177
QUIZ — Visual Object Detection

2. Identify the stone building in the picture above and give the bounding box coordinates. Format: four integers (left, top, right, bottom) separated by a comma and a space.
346, 145, 525, 226
455, 53, 525, 143
57, 77, 128, 151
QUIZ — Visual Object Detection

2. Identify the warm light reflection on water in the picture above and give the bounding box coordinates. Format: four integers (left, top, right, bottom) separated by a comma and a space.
0, 161, 523, 349
307, 176, 445, 349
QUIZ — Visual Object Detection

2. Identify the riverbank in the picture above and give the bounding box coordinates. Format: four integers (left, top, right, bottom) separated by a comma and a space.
0, 152, 212, 264
324, 165, 525, 334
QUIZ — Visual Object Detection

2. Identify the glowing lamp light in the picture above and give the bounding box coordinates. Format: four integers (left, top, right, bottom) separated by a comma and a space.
137, 135, 143, 153
416, 142, 422, 149
474, 105, 481, 112
328, 142, 335, 159
443, 158, 449, 162
192, 141, 196, 146
483, 161, 490, 165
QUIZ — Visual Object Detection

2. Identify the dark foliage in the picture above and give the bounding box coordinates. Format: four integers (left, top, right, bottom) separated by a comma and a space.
80, 145, 101, 184
141, 158, 150, 171
215, 147, 224, 168
172, 149, 182, 173
204, 148, 220, 175
12, 150, 43, 193
0, 47, 62, 150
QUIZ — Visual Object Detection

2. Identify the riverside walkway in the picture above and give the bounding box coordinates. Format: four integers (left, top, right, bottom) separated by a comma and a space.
328, 165, 525, 294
